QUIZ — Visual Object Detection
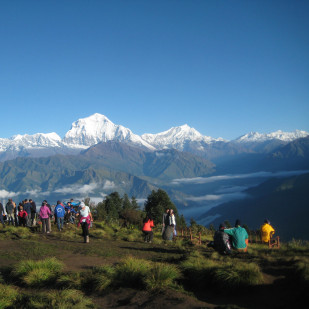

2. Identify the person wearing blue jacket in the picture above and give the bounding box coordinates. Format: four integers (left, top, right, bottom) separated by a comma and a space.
54, 201, 65, 231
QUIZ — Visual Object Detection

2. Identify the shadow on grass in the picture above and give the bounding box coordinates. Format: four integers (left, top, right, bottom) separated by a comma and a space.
120, 246, 185, 255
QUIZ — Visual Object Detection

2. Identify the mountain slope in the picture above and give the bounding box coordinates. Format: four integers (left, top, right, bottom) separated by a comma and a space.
200, 173, 309, 241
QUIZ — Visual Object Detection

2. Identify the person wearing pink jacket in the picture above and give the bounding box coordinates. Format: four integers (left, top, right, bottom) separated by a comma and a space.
39, 201, 51, 234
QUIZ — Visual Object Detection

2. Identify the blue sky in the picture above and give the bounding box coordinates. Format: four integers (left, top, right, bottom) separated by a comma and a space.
0, 0, 308, 140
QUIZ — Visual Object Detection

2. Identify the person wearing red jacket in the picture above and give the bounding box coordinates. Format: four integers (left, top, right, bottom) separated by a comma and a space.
18, 205, 28, 227
142, 215, 154, 243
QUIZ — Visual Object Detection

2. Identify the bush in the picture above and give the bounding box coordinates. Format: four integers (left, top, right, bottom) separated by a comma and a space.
180, 251, 263, 290
0, 283, 18, 308
145, 262, 181, 291
13, 257, 64, 287
114, 257, 150, 289
13, 289, 94, 309
213, 262, 264, 288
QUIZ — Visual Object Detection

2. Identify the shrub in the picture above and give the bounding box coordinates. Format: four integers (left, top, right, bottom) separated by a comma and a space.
145, 262, 181, 291
14, 289, 94, 309
0, 284, 18, 308
57, 272, 83, 289
213, 262, 264, 288
114, 257, 150, 289
13, 257, 64, 287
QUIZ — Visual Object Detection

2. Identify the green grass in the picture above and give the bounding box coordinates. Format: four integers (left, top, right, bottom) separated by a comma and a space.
145, 262, 181, 290
114, 256, 150, 288
0, 284, 18, 309
13, 257, 64, 287
0, 226, 34, 240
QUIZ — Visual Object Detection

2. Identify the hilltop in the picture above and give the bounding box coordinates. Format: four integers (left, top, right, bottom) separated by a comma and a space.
0, 223, 308, 309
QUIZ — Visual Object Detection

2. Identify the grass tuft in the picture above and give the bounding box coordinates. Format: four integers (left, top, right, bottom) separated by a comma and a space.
13, 257, 64, 287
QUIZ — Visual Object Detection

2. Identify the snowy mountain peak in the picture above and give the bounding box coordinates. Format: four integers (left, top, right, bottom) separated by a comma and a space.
141, 124, 224, 151
235, 130, 309, 143
63, 113, 155, 150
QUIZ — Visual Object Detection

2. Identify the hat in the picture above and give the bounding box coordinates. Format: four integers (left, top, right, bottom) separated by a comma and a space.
219, 223, 225, 230
235, 219, 241, 227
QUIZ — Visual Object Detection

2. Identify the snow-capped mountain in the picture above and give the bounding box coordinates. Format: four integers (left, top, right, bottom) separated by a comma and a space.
141, 124, 225, 151
0, 132, 62, 152
62, 113, 155, 150
0, 113, 308, 162
234, 130, 309, 143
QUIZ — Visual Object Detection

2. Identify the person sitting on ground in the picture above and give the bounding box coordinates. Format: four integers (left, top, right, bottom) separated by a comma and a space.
77, 202, 93, 243
213, 223, 232, 255
142, 215, 154, 243
260, 219, 275, 243
224, 219, 249, 252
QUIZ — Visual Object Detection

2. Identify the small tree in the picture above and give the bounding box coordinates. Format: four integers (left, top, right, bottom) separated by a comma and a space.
144, 189, 178, 225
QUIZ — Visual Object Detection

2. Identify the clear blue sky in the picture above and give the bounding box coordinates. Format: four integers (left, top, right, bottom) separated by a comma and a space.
0, 0, 308, 140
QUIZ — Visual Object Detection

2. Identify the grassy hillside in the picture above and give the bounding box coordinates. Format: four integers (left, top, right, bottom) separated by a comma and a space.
0, 223, 308, 309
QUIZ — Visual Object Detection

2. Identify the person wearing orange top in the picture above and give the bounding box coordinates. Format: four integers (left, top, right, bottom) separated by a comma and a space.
260, 219, 275, 243
142, 215, 154, 243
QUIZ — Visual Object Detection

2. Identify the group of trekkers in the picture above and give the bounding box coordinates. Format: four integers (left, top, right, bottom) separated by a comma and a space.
0, 198, 93, 243
141, 207, 276, 254
142, 208, 177, 243
209, 219, 276, 254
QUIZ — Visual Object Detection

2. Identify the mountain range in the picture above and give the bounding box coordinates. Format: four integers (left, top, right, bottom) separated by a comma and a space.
0, 113, 308, 162
1, 113, 309, 240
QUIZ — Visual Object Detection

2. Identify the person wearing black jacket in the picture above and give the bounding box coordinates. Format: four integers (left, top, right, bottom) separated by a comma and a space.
0, 202, 5, 227
29, 199, 37, 226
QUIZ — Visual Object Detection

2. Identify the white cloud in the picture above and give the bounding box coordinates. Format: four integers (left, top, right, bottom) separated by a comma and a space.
171, 170, 309, 185
0, 189, 19, 199
103, 180, 116, 190
54, 183, 98, 195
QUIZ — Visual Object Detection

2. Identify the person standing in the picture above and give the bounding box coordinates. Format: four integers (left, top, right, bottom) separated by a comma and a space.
162, 208, 169, 235
29, 199, 37, 226
23, 199, 32, 226
0, 202, 5, 227
224, 219, 249, 252
54, 201, 65, 231
5, 199, 15, 226
39, 201, 51, 233
77, 202, 93, 243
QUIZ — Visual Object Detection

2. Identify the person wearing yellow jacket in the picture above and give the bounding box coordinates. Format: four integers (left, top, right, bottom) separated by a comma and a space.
260, 219, 275, 243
